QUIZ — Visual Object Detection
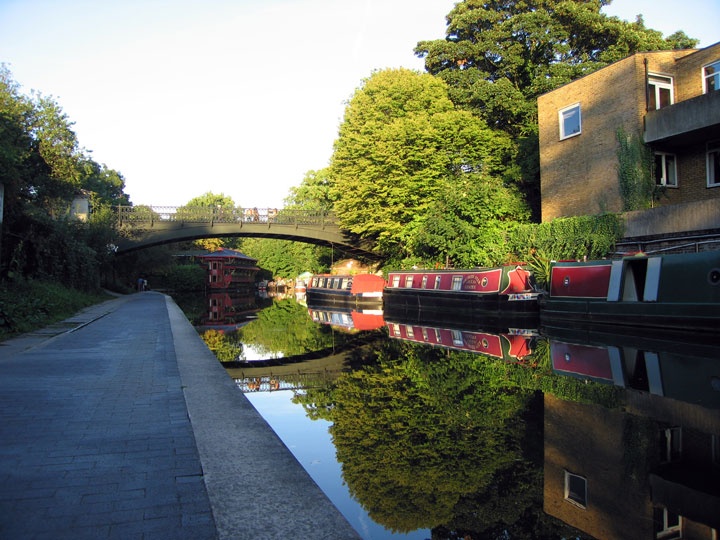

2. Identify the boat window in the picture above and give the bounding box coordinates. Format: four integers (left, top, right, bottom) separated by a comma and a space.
421, 275, 428, 288
404, 275, 414, 288
564, 471, 587, 508
333, 278, 340, 289
391, 275, 401, 287
390, 324, 401, 337
406, 326, 414, 339
434, 275, 441, 289
451, 276, 463, 291
421, 327, 429, 341
434, 328, 442, 342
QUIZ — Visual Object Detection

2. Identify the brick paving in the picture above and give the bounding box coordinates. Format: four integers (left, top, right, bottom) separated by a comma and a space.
0, 292, 360, 540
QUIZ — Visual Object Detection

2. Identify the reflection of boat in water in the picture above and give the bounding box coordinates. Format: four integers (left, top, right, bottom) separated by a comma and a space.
545, 326, 720, 410
308, 305, 385, 332
306, 274, 385, 305
386, 316, 537, 363
541, 251, 720, 332
384, 265, 539, 314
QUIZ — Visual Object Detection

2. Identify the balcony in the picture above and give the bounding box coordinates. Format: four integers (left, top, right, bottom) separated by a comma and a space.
644, 90, 720, 146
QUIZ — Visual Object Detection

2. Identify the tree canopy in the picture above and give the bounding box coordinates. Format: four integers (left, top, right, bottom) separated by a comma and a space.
328, 68, 528, 264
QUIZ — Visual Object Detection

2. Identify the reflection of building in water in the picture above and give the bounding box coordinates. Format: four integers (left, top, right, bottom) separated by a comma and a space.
197, 248, 259, 289
199, 291, 259, 328
544, 336, 720, 539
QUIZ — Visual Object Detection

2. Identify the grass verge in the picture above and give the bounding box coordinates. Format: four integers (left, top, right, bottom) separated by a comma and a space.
0, 279, 113, 342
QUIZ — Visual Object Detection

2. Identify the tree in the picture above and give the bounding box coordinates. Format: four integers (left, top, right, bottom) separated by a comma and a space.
329, 68, 522, 260
284, 168, 336, 214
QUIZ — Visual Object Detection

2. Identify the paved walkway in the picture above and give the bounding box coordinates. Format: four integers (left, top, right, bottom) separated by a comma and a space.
0, 292, 360, 540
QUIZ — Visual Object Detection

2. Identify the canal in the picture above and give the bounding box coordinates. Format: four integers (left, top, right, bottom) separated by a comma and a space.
174, 290, 720, 540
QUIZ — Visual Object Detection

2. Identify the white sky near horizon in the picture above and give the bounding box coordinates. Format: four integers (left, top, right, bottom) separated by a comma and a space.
0, 0, 717, 209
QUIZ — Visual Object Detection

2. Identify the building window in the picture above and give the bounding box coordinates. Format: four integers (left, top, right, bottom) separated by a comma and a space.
708, 141, 720, 187
648, 74, 674, 110
559, 103, 581, 140
654, 506, 682, 539
704, 60, 720, 93
564, 471, 587, 508
654, 152, 678, 187
660, 427, 682, 463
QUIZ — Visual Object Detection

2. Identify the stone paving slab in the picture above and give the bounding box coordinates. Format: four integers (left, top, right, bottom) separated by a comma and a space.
0, 292, 360, 540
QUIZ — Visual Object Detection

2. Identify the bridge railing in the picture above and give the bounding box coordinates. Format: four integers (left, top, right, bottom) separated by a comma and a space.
116, 206, 334, 227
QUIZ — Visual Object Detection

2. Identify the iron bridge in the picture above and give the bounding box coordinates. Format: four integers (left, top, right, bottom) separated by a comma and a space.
113, 206, 379, 259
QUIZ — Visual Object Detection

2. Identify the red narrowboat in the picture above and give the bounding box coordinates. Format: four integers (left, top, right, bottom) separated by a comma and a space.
306, 274, 385, 306
384, 265, 539, 314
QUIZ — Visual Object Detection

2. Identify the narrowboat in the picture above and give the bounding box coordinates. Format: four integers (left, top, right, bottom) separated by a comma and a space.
386, 318, 537, 364
383, 265, 539, 314
306, 273, 385, 306
307, 306, 385, 332
541, 251, 720, 332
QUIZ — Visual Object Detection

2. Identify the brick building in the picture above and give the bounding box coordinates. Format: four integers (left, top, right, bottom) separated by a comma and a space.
538, 42, 720, 239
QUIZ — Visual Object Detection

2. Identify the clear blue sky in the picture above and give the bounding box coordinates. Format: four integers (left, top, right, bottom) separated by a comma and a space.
1, 0, 717, 209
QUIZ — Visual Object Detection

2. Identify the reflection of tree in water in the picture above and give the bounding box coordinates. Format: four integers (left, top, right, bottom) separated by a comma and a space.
235, 298, 361, 358
300, 340, 597, 539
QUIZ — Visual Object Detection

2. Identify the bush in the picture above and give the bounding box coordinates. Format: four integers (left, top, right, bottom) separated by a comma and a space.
0, 278, 111, 341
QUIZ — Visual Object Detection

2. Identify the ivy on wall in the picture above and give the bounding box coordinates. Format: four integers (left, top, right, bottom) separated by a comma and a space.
616, 127, 656, 211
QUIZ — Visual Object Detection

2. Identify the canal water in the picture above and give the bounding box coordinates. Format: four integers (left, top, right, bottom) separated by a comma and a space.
174, 291, 720, 540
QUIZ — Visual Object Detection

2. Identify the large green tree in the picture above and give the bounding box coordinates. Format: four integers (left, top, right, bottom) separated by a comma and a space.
328, 68, 526, 262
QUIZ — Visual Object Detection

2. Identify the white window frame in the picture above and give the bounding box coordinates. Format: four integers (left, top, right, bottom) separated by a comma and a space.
703, 59, 720, 94
404, 275, 413, 288
564, 470, 587, 508
655, 152, 678, 187
655, 507, 682, 539
451, 275, 463, 291
648, 73, 674, 110
559, 103, 582, 140
708, 140, 720, 187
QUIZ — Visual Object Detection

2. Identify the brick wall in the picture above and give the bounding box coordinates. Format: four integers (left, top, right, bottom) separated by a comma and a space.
539, 46, 720, 224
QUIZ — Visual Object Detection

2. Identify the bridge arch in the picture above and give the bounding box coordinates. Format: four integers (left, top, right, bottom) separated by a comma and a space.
113, 206, 380, 260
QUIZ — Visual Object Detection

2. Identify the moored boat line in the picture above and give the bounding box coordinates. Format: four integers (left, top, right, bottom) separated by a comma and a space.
305, 250, 720, 334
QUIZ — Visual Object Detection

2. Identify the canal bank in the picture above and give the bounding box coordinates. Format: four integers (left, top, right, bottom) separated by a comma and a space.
0, 292, 360, 540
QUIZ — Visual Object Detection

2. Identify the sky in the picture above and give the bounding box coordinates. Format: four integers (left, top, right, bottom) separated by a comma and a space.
1, 0, 717, 210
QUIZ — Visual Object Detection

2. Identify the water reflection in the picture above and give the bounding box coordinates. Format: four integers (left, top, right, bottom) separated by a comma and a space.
181, 293, 720, 540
